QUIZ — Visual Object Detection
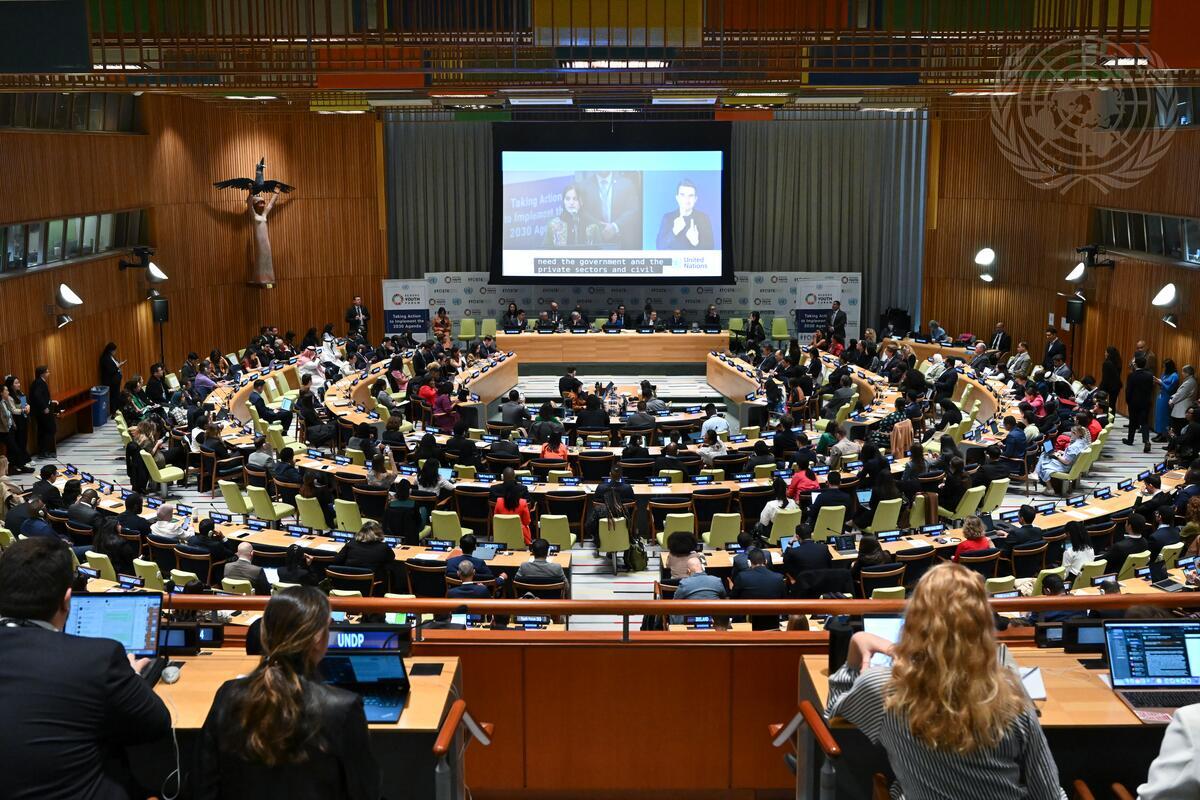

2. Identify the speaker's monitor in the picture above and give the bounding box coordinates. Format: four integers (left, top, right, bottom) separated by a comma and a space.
1065, 298, 1085, 324
151, 298, 170, 323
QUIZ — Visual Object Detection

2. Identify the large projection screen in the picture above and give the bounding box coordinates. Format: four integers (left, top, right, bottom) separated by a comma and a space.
491, 122, 733, 285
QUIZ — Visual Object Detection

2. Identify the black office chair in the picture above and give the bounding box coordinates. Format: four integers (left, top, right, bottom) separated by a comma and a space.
858, 563, 906, 599
894, 546, 936, 589
958, 548, 1003, 580
1010, 541, 1049, 579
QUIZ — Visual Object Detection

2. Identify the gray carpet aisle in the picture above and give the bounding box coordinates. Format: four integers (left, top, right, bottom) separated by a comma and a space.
9, 382, 1162, 631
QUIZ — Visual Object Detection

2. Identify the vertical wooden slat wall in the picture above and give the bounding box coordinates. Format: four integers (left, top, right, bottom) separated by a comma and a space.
922, 114, 1200, 382
0, 95, 385, 391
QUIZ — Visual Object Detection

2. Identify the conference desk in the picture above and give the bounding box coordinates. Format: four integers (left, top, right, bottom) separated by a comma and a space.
496, 329, 728, 363
797, 651, 1164, 795
151, 651, 463, 799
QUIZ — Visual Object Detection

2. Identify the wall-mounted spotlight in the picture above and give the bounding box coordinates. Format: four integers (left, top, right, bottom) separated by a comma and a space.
979, 273, 994, 283
146, 288, 162, 301
1065, 262, 1086, 282
974, 248, 996, 267
119, 246, 168, 283
55, 314, 73, 329
1152, 283, 1177, 307
1163, 314, 1179, 328
56, 283, 83, 309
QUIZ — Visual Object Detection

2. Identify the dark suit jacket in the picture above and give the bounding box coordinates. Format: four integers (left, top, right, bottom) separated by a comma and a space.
1043, 338, 1066, 370
273, 461, 303, 485
116, 512, 152, 538
67, 501, 101, 529
445, 554, 494, 581
575, 408, 610, 429
447, 583, 491, 599
655, 210, 714, 250
1000, 524, 1043, 556
988, 331, 1013, 354
972, 462, 1012, 488
731, 566, 786, 599
1148, 526, 1181, 562
30, 479, 64, 509
782, 540, 834, 576
809, 488, 850, 520
1101, 535, 1150, 577
29, 376, 52, 417
559, 375, 583, 397
195, 677, 380, 800
5, 502, 38, 534
0, 625, 171, 800
1126, 368, 1155, 415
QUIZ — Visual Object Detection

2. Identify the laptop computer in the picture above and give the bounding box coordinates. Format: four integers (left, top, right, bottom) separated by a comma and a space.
473, 542, 502, 561
319, 651, 411, 723
1104, 619, 1200, 716
831, 534, 857, 555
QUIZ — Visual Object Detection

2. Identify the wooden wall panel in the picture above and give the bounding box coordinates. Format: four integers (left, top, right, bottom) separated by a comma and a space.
0, 95, 386, 395
923, 116, 1200, 384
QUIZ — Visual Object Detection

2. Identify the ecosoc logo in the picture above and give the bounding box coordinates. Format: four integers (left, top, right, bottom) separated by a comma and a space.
769, 275, 784, 284
696, 286, 713, 295
804, 293, 818, 305
478, 286, 497, 295
443, 276, 463, 284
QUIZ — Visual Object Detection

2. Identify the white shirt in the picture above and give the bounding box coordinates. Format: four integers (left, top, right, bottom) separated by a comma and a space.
1060, 544, 1094, 577
701, 415, 729, 437
1140, 704, 1200, 799
759, 498, 800, 528
151, 519, 184, 540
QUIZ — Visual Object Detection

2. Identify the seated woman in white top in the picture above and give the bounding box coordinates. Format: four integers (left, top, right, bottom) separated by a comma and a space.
697, 429, 727, 467
1059, 521, 1094, 579
827, 563, 1066, 800
758, 477, 800, 528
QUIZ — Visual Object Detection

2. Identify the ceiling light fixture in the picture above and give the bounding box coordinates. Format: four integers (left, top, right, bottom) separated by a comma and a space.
651, 96, 717, 105
1065, 262, 1086, 282
582, 107, 637, 114
225, 94, 277, 101
508, 96, 573, 106
979, 273, 995, 283
56, 283, 83, 309
974, 248, 996, 267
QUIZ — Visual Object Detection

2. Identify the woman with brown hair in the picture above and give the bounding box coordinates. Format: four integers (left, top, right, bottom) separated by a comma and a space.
827, 563, 1065, 799
195, 586, 380, 798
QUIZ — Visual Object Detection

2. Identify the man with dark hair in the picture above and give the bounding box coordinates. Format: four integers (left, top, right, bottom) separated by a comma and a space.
653, 442, 684, 476
655, 179, 714, 250
272, 447, 302, 485
446, 534, 495, 581
116, 493, 152, 538
0, 537, 171, 798
972, 445, 1012, 488
1000, 415, 1027, 474
999, 504, 1043, 556
1101, 513, 1151, 577
807, 471, 849, 524
248, 377, 293, 434
30, 463, 63, 509
596, 465, 634, 503
5, 494, 44, 537
499, 389, 530, 426
514, 538, 567, 586
731, 547, 787, 629
1148, 506, 1181, 567
782, 523, 833, 576
488, 428, 521, 460
558, 367, 583, 398
29, 364, 57, 459
1124, 355, 1155, 453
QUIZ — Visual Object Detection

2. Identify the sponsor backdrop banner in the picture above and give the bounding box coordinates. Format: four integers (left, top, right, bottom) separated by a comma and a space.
409, 272, 860, 341
381, 279, 430, 335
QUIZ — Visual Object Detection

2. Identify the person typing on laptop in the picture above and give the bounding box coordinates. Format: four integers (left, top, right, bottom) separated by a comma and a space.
196, 586, 380, 799
0, 537, 171, 800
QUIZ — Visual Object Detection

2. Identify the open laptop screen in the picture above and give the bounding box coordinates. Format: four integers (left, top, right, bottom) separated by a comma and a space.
65, 593, 162, 658
1106, 620, 1200, 688
320, 653, 410, 688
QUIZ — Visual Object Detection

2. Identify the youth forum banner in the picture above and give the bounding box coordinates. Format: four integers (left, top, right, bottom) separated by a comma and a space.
381, 279, 429, 335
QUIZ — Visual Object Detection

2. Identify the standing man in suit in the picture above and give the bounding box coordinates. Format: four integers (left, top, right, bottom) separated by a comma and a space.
0, 537, 172, 799
988, 322, 1013, 356
826, 300, 848, 340
1042, 327, 1066, 370
345, 294, 370, 338
558, 367, 583, 398
577, 171, 641, 249
655, 179, 714, 250
248, 378, 292, 434
29, 365, 56, 459
1125, 356, 1155, 453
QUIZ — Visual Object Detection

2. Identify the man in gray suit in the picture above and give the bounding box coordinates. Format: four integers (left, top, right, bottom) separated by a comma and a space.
499, 389, 530, 427
1169, 365, 1198, 437
514, 538, 568, 590
66, 489, 102, 529
222, 542, 270, 594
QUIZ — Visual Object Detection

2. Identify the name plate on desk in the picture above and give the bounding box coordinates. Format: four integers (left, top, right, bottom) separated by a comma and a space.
287, 524, 311, 536
921, 524, 946, 535
585, 441, 605, 449
98, 481, 113, 494
1117, 479, 1134, 491
745, 392, 757, 401
64, 464, 78, 475
117, 575, 144, 589
734, 473, 753, 483
247, 519, 267, 531
813, 465, 830, 475
367, 411, 380, 420
334, 456, 351, 466
1155, 462, 1168, 474
537, 329, 555, 335
209, 512, 231, 524
503, 328, 522, 335
1037, 502, 1057, 515
878, 532, 904, 543
686, 405, 701, 414
307, 448, 323, 458
146, 497, 162, 509
81, 472, 94, 483
120, 489, 132, 500
1094, 488, 1112, 499
603, 329, 621, 334
399, 465, 417, 475
515, 438, 532, 446
1067, 496, 1087, 508
519, 476, 536, 485
470, 393, 480, 402
637, 327, 655, 334
725, 543, 746, 553
693, 476, 714, 485
648, 477, 669, 486
177, 504, 193, 516
670, 328, 687, 334
704, 327, 721, 334
426, 539, 453, 551
1137, 470, 1151, 481
844, 461, 863, 470
773, 470, 794, 479
78, 566, 100, 579
999, 510, 1021, 522
560, 477, 581, 486
476, 473, 496, 483
570, 327, 588, 334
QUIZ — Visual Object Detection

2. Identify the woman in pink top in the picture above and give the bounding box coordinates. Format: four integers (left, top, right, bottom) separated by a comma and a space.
1024, 387, 1046, 419
787, 457, 821, 503
539, 430, 570, 461
952, 516, 993, 562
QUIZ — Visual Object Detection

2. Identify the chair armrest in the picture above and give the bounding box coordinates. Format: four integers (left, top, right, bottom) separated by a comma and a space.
1109, 784, 1134, 800
768, 700, 841, 759
1071, 780, 1095, 800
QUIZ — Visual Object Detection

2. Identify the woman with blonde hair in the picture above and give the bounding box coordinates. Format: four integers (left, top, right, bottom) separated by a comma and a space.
952, 515, 992, 562
195, 586, 380, 798
827, 563, 1064, 799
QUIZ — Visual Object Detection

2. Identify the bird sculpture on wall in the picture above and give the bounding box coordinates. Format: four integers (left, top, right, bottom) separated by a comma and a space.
212, 157, 294, 287
212, 157, 295, 195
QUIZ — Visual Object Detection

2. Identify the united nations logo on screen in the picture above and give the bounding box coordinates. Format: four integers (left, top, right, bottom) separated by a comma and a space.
990, 36, 1178, 194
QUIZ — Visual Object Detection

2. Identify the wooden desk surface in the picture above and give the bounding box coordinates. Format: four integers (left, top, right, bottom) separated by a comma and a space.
801, 651, 1143, 728
218, 523, 573, 570
496, 330, 728, 363
156, 650, 460, 731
